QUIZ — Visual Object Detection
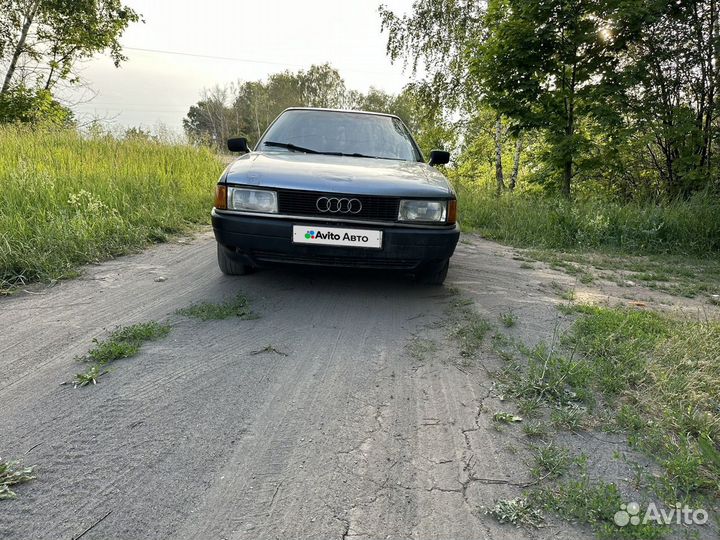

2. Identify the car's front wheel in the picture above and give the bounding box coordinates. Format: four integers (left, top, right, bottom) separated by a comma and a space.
417, 258, 449, 286
217, 243, 250, 275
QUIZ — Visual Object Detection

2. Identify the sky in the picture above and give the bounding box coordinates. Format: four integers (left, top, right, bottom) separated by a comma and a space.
63, 0, 418, 134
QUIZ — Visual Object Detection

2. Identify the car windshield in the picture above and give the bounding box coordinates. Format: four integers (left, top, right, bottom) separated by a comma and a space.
257, 109, 423, 162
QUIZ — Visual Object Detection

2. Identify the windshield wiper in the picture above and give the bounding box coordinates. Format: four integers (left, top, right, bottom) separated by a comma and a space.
263, 141, 320, 154
264, 142, 403, 161
336, 152, 403, 161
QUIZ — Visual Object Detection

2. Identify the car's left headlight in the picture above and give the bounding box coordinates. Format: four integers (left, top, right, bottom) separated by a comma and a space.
227, 187, 278, 213
398, 200, 448, 223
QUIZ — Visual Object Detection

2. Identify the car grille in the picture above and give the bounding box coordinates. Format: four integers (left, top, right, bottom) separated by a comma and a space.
277, 189, 400, 221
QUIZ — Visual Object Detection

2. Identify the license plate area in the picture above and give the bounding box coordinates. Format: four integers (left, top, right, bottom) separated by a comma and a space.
292, 225, 383, 249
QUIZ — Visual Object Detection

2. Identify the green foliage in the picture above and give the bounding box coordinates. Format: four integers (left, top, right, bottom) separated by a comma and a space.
382, 0, 720, 199
0, 85, 73, 125
0, 0, 140, 91
184, 64, 348, 149
85, 322, 171, 364
569, 307, 720, 500
453, 180, 720, 256
0, 125, 223, 289
536, 475, 667, 539
0, 457, 36, 500
73, 321, 171, 388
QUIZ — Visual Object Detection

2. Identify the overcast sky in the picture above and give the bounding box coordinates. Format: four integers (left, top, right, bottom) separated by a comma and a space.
63, 0, 417, 134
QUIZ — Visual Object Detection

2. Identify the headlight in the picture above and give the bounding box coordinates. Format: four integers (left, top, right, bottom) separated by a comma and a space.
398, 200, 447, 222
227, 187, 278, 213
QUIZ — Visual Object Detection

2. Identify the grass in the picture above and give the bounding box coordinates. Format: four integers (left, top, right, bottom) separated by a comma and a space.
0, 458, 36, 500
535, 473, 668, 539
176, 293, 255, 321
532, 443, 573, 479
452, 180, 720, 257
500, 311, 518, 327
506, 305, 720, 504
484, 300, 719, 537
0, 125, 223, 291
529, 249, 720, 300
453, 311, 492, 357
73, 321, 171, 387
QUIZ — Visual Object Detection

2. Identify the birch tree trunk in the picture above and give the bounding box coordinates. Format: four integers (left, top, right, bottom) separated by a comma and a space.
494, 116, 505, 194
509, 136, 523, 191
1, 1, 40, 95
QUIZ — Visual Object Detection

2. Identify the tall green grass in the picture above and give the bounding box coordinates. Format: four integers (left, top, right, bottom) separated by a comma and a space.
0, 126, 223, 289
453, 181, 720, 255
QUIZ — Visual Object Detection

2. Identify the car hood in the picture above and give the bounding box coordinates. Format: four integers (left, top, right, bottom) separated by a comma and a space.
223, 152, 454, 198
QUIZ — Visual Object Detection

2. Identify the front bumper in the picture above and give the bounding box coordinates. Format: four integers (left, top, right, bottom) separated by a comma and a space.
211, 209, 460, 271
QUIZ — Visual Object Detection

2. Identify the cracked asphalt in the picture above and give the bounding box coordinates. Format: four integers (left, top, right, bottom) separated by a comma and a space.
2, 230, 686, 540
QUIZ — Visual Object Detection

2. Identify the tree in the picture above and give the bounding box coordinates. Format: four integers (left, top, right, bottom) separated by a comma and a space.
183, 86, 236, 147
0, 0, 140, 118
186, 65, 351, 150
473, 0, 632, 197
620, 0, 720, 197
380, 1, 519, 190
380, 1, 486, 111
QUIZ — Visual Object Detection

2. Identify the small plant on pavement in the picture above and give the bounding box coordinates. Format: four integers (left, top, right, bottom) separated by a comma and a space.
493, 411, 523, 424
71, 321, 171, 388
177, 293, 255, 321
0, 458, 36, 500
484, 497, 544, 528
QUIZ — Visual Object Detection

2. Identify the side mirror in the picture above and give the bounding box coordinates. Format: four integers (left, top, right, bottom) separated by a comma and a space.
429, 150, 450, 166
227, 137, 249, 153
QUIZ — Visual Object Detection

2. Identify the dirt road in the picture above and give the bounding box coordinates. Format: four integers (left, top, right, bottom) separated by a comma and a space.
0, 231, 709, 539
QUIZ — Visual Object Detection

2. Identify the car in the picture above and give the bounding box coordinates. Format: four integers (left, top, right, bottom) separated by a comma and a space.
211, 107, 460, 285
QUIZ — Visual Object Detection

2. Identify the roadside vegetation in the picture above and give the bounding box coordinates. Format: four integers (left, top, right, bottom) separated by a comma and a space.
0, 125, 223, 292
486, 303, 720, 537
73, 322, 171, 387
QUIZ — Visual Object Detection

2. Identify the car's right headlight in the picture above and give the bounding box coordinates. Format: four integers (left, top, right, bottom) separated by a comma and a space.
227, 187, 278, 213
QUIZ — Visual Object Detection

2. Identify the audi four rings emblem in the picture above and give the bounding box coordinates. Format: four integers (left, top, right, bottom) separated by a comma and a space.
316, 197, 362, 214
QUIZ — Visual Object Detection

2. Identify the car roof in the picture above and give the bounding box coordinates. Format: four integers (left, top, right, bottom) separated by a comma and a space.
282, 107, 401, 120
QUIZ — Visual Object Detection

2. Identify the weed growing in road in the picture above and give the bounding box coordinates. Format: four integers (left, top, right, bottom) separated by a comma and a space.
81, 322, 171, 365
405, 338, 438, 361
72, 321, 171, 387
177, 293, 255, 321
523, 421, 549, 439
532, 443, 573, 479
454, 312, 492, 357
0, 458, 36, 500
493, 411, 523, 424
500, 311, 518, 327
551, 405, 586, 431
73, 365, 106, 388
504, 304, 719, 517
484, 497, 544, 528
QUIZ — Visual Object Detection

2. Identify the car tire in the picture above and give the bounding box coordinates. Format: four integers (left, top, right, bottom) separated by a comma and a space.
217, 243, 250, 275
417, 258, 449, 286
